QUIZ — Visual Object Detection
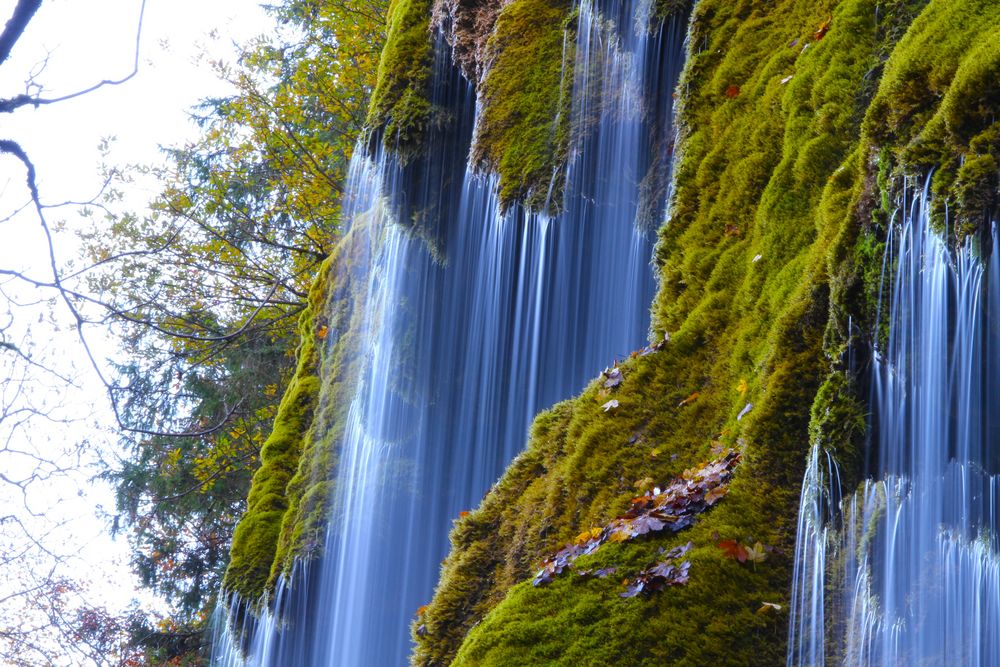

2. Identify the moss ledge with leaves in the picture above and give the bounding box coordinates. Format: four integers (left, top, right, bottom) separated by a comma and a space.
407, 0, 1000, 664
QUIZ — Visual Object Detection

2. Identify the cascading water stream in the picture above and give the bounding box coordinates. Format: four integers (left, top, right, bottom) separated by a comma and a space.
788, 179, 1000, 666
212, 1, 687, 665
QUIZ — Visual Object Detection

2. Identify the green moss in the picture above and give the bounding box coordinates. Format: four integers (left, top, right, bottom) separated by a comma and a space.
471, 0, 575, 211
654, 0, 693, 21
366, 0, 437, 162
864, 0, 1000, 236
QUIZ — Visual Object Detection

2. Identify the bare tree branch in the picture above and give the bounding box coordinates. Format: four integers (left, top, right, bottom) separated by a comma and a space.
0, 0, 42, 67
0, 0, 147, 114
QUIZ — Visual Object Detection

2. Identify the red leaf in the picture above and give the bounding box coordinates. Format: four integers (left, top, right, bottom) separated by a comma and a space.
725, 84, 741, 98
718, 539, 749, 563
815, 17, 831, 40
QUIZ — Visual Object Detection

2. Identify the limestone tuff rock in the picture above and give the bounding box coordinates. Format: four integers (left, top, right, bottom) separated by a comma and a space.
431, 0, 501, 83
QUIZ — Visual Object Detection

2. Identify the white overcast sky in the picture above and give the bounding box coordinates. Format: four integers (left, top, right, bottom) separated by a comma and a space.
0, 0, 273, 630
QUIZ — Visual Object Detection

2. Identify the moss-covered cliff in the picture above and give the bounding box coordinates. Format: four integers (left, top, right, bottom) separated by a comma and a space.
409, 0, 1000, 665
224, 0, 1000, 662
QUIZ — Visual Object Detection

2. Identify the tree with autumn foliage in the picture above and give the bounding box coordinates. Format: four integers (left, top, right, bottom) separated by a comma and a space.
77, 0, 388, 661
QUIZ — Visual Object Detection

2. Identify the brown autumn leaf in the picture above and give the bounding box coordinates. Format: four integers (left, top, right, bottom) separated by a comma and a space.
634, 476, 654, 490
678, 391, 700, 408
704, 486, 728, 506
316, 325, 329, 340
725, 84, 741, 98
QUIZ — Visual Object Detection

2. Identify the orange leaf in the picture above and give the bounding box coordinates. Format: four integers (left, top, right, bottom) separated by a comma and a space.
416, 605, 429, 616
459, 510, 470, 518
725, 84, 741, 98
678, 391, 700, 408
317, 325, 329, 340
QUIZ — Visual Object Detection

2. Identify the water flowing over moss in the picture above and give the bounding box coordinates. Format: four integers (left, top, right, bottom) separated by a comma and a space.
223, 221, 374, 602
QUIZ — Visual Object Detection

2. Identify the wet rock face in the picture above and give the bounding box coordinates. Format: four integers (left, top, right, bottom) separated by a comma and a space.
432, 0, 501, 83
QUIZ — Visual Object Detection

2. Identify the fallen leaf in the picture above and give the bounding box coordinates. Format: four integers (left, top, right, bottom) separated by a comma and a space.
788, 38, 799, 48
459, 510, 470, 518
758, 602, 782, 614
815, 17, 831, 40
678, 391, 700, 408
719, 539, 749, 563
725, 84, 741, 98
736, 378, 748, 395
746, 541, 768, 563
780, 75, 793, 85
634, 476, 655, 490
532, 451, 741, 587
725, 224, 741, 237
317, 325, 329, 340
603, 366, 623, 389
602, 399, 620, 412
650, 448, 661, 458
737, 402, 754, 421
416, 605, 429, 616
704, 486, 728, 506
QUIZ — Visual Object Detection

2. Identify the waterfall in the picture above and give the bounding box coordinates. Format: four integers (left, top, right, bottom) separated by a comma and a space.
788, 178, 1000, 666
212, 1, 688, 664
